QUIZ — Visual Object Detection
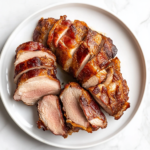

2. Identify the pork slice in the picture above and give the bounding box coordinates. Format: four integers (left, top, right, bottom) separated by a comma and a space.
16, 41, 45, 53
102, 67, 114, 87
60, 82, 91, 132
79, 90, 107, 130
47, 15, 71, 53
33, 18, 57, 46
14, 57, 56, 83
77, 49, 109, 84
37, 95, 67, 138
89, 84, 113, 115
15, 48, 56, 67
69, 29, 102, 78
82, 69, 107, 89
14, 69, 60, 105
56, 20, 88, 72
89, 59, 130, 119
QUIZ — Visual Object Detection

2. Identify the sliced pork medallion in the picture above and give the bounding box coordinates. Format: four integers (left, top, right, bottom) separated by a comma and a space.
79, 90, 107, 130
47, 15, 72, 52
56, 20, 88, 71
13, 69, 61, 105
77, 36, 117, 86
69, 29, 102, 78
16, 41, 45, 53
60, 82, 92, 133
89, 57, 130, 119
77, 48, 109, 86
82, 69, 107, 89
37, 95, 67, 138
15, 48, 56, 67
14, 57, 56, 83
33, 18, 57, 46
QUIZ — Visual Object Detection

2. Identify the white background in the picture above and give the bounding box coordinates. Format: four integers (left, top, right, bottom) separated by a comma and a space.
1, 0, 150, 150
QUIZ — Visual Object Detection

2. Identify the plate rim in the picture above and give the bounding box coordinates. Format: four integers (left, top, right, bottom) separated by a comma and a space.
0, 1, 148, 149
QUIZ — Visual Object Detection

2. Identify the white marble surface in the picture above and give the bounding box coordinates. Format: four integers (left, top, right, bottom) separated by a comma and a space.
0, 0, 150, 149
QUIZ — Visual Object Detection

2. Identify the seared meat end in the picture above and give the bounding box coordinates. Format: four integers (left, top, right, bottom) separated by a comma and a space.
47, 15, 72, 53
89, 57, 130, 119
33, 18, 57, 46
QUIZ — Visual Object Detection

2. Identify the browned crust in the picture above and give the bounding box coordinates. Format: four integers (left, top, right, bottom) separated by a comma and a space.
77, 49, 109, 84
102, 35, 118, 59
69, 43, 89, 77
53, 18, 72, 48
56, 20, 88, 71
77, 35, 118, 84
37, 96, 68, 138
111, 57, 129, 102
113, 102, 130, 120
88, 57, 129, 119
16, 41, 45, 53
33, 18, 57, 46
69, 29, 102, 77
79, 90, 107, 130
16, 68, 58, 88
14, 57, 56, 78
47, 15, 68, 52
15, 42, 56, 61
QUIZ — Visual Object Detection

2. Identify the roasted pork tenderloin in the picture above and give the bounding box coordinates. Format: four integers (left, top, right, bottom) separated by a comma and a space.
60, 82, 107, 133
37, 95, 68, 138
89, 57, 130, 119
14, 69, 61, 105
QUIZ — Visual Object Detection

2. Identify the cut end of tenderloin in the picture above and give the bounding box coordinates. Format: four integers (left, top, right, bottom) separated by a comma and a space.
37, 95, 67, 138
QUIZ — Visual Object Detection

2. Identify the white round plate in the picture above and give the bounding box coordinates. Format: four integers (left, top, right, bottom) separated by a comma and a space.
0, 2, 147, 149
